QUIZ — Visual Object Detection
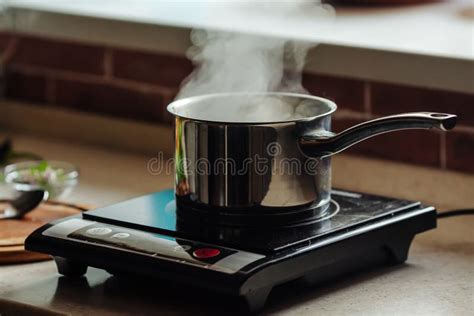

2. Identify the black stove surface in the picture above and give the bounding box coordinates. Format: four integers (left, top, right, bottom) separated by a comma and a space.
84, 189, 422, 253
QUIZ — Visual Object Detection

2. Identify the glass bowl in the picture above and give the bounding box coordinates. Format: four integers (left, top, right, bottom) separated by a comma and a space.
3, 160, 79, 200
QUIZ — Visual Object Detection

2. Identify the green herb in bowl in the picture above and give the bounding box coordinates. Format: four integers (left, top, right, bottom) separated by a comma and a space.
4, 161, 79, 200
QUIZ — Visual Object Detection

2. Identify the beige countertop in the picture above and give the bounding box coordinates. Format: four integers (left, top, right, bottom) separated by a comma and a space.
0, 133, 473, 315
8, 0, 474, 60
4, 2, 473, 93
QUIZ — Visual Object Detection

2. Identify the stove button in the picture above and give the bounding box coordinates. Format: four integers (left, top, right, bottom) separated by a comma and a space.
86, 227, 112, 236
193, 248, 221, 259
111, 232, 130, 239
174, 245, 192, 252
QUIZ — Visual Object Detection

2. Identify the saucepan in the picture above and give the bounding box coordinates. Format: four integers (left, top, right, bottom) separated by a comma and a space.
167, 92, 456, 223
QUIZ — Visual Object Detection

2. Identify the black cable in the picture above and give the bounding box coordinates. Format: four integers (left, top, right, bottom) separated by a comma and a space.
437, 209, 474, 219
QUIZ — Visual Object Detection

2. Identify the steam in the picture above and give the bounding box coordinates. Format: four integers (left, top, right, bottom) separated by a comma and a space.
177, 31, 311, 98
176, 1, 334, 121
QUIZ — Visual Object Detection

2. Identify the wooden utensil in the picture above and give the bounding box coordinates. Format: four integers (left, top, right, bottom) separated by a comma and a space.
0, 200, 89, 264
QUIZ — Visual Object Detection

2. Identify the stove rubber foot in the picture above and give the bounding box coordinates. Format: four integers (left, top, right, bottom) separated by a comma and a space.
385, 235, 414, 264
243, 287, 272, 313
54, 256, 88, 277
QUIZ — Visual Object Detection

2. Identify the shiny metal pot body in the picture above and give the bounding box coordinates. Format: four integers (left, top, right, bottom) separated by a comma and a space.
174, 116, 332, 213
168, 92, 456, 219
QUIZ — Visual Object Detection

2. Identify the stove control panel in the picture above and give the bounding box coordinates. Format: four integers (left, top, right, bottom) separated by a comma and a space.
42, 218, 265, 274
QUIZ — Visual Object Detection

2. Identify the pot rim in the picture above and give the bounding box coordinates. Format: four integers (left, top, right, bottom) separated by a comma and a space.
166, 92, 338, 125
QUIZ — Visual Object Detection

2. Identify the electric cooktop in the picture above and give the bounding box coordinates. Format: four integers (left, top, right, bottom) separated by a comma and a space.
25, 189, 436, 312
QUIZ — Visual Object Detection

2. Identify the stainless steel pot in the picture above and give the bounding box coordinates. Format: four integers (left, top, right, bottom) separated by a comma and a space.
167, 92, 456, 222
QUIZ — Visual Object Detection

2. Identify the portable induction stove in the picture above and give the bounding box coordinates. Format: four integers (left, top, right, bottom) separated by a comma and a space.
25, 189, 436, 312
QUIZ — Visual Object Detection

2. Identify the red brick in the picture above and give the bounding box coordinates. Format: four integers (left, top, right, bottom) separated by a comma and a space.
331, 116, 441, 167
303, 73, 365, 111
54, 79, 165, 123
372, 83, 474, 126
4, 68, 47, 103
161, 89, 178, 124
112, 49, 193, 88
0, 31, 13, 54
446, 129, 474, 173
11, 35, 105, 74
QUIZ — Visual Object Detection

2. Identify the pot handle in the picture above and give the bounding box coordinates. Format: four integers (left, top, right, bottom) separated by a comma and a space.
298, 112, 457, 158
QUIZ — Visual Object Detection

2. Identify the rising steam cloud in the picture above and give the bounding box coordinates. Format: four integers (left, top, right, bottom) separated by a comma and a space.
177, 31, 311, 99
177, 1, 334, 100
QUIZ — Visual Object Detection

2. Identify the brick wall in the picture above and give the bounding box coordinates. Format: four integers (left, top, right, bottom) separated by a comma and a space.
1, 32, 473, 173
0, 33, 189, 124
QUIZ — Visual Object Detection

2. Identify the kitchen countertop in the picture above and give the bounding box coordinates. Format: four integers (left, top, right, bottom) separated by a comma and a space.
7, 0, 473, 60
0, 133, 473, 315
4, 1, 473, 93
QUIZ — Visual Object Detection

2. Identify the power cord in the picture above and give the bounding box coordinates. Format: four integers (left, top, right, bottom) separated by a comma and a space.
437, 209, 474, 219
